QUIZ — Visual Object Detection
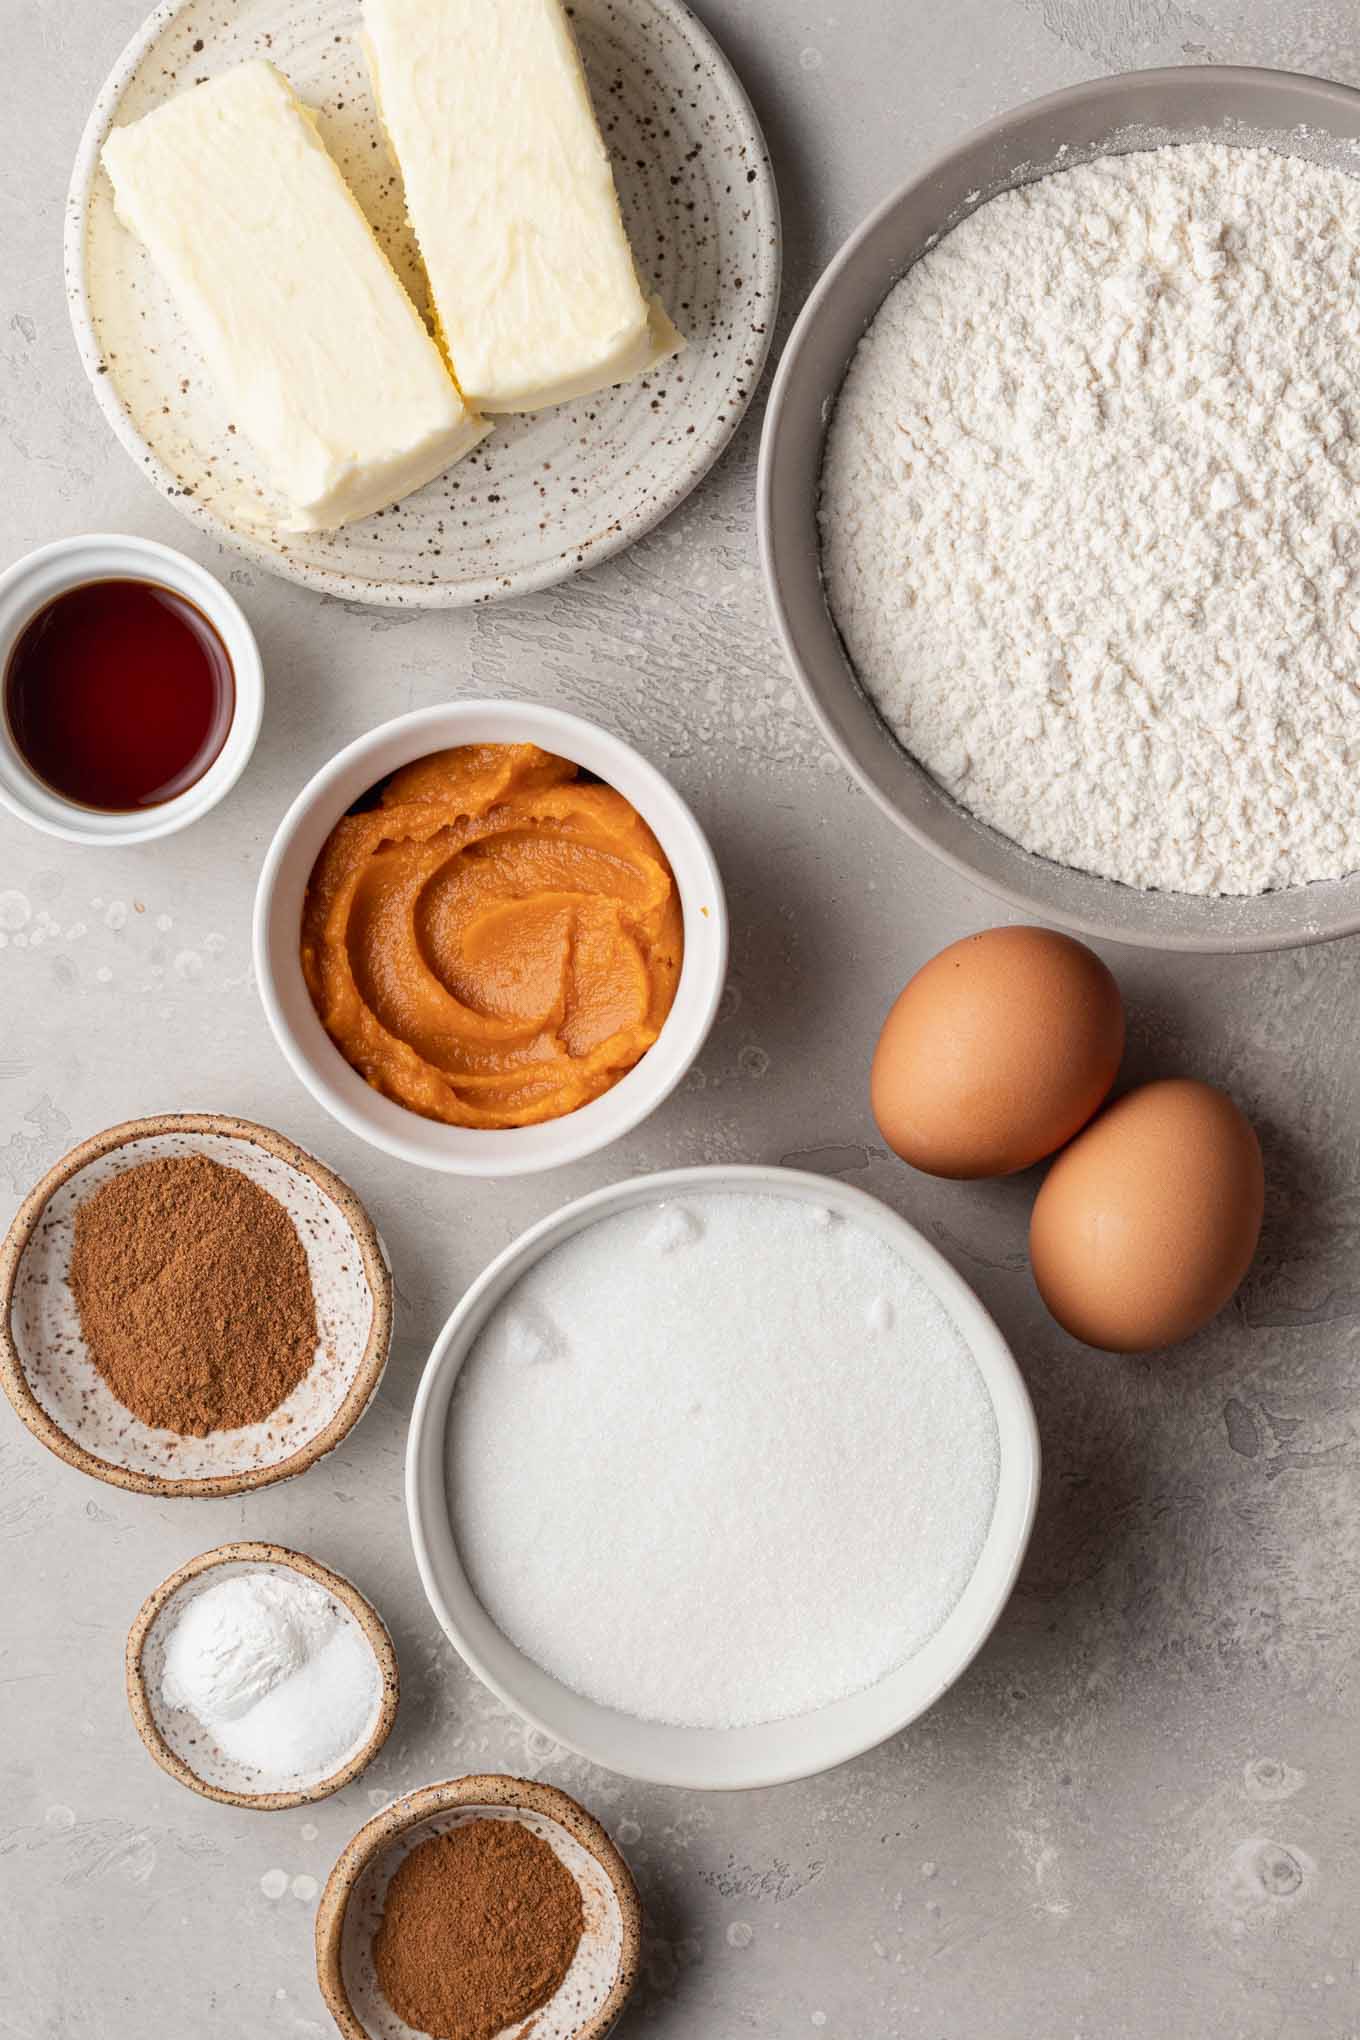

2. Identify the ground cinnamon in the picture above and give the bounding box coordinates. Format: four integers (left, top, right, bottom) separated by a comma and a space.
68, 1154, 319, 1436
372, 1819, 584, 2040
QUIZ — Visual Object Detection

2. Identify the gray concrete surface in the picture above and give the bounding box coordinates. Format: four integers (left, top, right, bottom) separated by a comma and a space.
3, 1, 1359, 2034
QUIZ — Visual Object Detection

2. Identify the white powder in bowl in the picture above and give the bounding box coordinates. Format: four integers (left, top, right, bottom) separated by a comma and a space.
160, 1570, 381, 1785
447, 1192, 1000, 1730
821, 143, 1360, 897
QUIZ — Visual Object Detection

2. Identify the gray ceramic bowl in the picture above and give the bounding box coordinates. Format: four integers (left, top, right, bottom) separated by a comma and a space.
759, 66, 1360, 953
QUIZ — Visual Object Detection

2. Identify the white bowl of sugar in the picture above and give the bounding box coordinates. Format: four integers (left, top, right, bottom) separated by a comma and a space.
406, 1165, 1039, 1790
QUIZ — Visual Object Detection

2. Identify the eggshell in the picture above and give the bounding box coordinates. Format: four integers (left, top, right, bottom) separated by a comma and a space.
1029, 1078, 1264, 1353
870, 926, 1124, 1179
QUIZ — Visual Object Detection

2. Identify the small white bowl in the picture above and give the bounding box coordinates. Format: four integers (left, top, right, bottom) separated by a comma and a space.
406, 1164, 1040, 1790
0, 533, 263, 845
254, 702, 727, 1176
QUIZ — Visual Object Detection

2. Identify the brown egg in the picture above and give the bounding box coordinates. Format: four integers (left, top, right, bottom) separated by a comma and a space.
1029, 1078, 1264, 1353
870, 926, 1124, 1179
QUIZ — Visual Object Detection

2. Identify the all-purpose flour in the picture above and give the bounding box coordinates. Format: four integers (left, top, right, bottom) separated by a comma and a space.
448, 1193, 1000, 1730
821, 143, 1360, 897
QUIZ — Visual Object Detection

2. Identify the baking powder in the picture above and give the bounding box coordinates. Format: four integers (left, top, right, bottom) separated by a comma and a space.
160, 1569, 380, 1784
821, 143, 1360, 896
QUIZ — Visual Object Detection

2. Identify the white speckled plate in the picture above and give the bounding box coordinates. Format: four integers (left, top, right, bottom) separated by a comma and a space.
65, 0, 780, 607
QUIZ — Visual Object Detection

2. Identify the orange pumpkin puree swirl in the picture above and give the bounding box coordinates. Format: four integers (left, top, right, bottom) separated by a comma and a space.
301, 744, 683, 1128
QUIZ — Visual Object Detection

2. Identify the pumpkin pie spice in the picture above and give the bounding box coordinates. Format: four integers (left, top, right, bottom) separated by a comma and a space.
68, 1153, 319, 1435
372, 1817, 584, 2040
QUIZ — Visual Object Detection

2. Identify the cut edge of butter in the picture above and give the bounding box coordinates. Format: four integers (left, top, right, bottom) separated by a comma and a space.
480, 292, 686, 416
280, 407, 491, 533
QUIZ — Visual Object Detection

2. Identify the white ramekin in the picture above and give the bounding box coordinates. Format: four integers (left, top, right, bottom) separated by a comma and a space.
0, 533, 263, 845
406, 1164, 1041, 1789
253, 702, 728, 1176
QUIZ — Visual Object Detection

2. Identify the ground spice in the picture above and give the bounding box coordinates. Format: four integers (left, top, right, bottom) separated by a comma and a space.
68, 1154, 319, 1436
372, 1819, 584, 2040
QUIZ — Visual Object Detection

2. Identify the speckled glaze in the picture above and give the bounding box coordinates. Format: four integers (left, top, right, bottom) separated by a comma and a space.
126, 1542, 400, 1810
65, 0, 781, 607
316, 1775, 641, 2040
0, 1113, 392, 1496
12, 0, 1360, 2030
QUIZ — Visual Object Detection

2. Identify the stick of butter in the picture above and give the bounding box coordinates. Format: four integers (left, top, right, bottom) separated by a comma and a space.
101, 61, 489, 531
362, 0, 683, 413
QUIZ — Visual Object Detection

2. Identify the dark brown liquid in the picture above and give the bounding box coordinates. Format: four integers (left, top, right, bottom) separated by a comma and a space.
4, 578, 235, 812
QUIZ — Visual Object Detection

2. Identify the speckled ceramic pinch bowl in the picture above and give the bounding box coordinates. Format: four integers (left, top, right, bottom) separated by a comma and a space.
254, 701, 728, 1176
67, 0, 780, 607
759, 65, 1360, 952
0, 1113, 392, 1496
316, 1775, 641, 2040
127, 1542, 399, 1809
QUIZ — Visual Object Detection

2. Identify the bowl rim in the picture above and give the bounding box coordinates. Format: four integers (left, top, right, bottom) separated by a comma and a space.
252, 700, 729, 1176
0, 1112, 394, 1497
0, 532, 264, 847
314, 1772, 642, 2040
758, 62, 1360, 954
125, 1540, 400, 1810
405, 1162, 1041, 1791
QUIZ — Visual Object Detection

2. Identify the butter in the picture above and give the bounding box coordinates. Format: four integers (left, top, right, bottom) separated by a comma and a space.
362, 0, 683, 413
101, 61, 488, 531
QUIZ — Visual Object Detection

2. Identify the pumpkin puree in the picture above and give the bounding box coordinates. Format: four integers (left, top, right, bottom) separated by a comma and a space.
301, 743, 683, 1128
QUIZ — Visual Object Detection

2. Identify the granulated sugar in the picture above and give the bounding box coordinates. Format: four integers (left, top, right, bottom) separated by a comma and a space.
821, 143, 1360, 897
448, 1192, 1000, 1730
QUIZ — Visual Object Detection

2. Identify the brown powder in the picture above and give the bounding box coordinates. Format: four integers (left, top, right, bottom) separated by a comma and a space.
68, 1154, 319, 1436
372, 1819, 585, 2040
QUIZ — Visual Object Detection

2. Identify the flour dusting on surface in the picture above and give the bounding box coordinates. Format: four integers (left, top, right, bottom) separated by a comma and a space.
822, 143, 1360, 896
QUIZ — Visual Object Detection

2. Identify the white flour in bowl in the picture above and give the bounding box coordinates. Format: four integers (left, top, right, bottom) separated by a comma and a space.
821, 143, 1360, 897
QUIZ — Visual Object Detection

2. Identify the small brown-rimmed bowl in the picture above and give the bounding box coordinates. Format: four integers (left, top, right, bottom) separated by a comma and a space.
0, 1113, 392, 1497
316, 1775, 642, 2040
127, 1542, 399, 1810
